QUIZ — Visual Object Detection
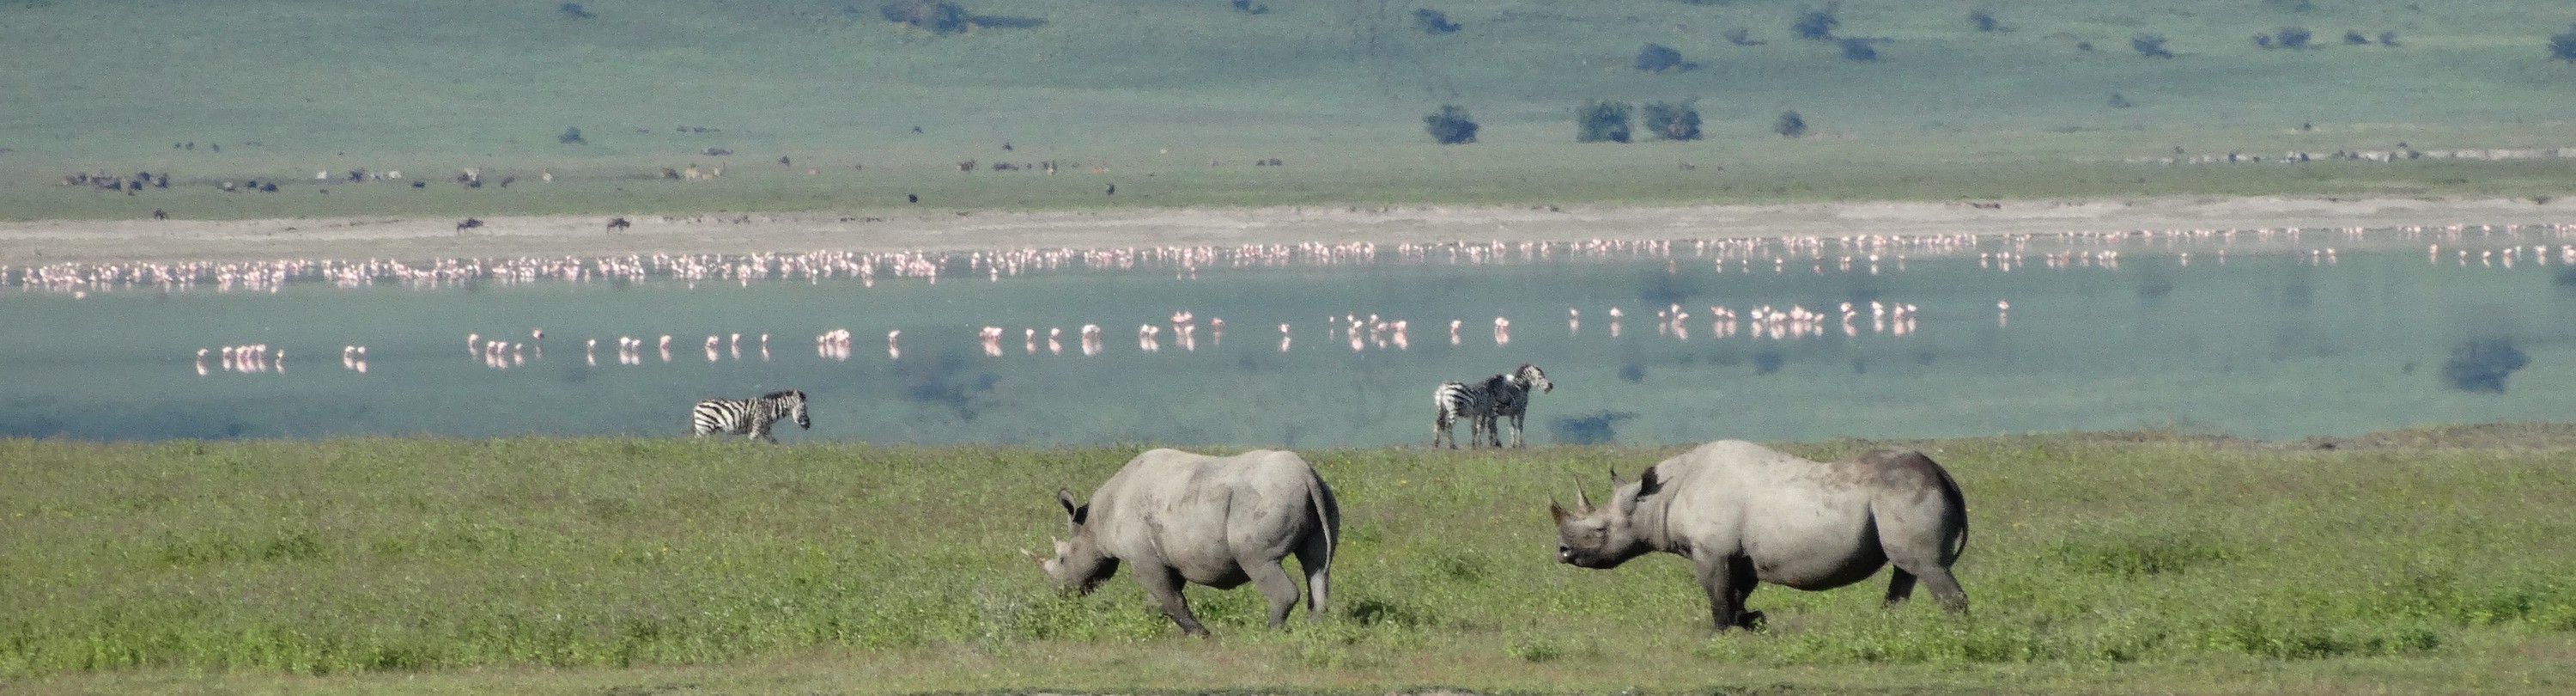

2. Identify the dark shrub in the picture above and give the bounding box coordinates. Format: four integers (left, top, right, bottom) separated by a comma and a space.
2379, 31, 2400, 47
1636, 43, 1690, 72
557, 126, 586, 144
1722, 27, 1761, 46
1576, 101, 1632, 143
558, 3, 596, 19
2553, 27, 2576, 62
1969, 9, 2003, 33
1792, 6, 1838, 40
2107, 92, 2133, 108
883, 0, 969, 34
1775, 110, 1807, 137
2253, 34, 2273, 49
1231, 0, 1267, 15
1414, 9, 1460, 34
1838, 37, 1877, 61
2132, 34, 2172, 58
2343, 30, 2369, 45
2441, 338, 2530, 394
2275, 27, 2312, 48
1425, 105, 1478, 144
1643, 101, 1701, 140
1551, 411, 1637, 445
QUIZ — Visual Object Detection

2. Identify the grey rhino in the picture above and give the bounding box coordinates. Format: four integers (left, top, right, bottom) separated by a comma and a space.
1029, 449, 1340, 636
1550, 439, 1969, 632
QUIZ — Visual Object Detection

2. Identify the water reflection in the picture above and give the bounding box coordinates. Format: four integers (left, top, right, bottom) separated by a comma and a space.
6, 225, 2575, 444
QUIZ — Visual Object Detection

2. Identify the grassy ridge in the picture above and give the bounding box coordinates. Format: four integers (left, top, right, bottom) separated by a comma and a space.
7, 430, 2576, 693
9, 0, 2576, 218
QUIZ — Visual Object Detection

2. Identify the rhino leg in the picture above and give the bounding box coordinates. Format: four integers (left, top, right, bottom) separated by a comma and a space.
1695, 553, 1764, 632
1135, 566, 1211, 637
1883, 567, 1917, 607
1244, 558, 1304, 628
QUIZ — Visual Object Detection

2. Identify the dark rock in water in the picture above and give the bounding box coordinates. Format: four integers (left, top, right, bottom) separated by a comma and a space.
2441, 338, 2529, 394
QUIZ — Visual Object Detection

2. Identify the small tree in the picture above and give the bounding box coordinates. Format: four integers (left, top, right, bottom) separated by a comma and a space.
2131, 34, 2173, 58
1969, 9, 2004, 33
1793, 6, 1838, 40
1643, 101, 1702, 141
1722, 27, 1762, 46
1838, 37, 1877, 61
2553, 26, 2576, 62
1425, 105, 1479, 144
2275, 27, 2312, 49
1636, 43, 1690, 72
1576, 101, 1632, 143
1776, 111, 1808, 137
2342, 30, 2369, 45
558, 126, 586, 144
2379, 31, 2400, 47
1414, 9, 1461, 34
882, 0, 969, 34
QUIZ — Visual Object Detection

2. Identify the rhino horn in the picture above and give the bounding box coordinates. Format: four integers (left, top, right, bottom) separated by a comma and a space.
1575, 487, 1595, 514
1020, 547, 1047, 565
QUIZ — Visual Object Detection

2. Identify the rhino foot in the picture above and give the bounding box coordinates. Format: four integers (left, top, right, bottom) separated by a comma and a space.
1733, 610, 1767, 632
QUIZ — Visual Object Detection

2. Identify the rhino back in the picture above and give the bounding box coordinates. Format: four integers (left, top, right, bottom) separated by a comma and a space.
1656, 442, 1881, 561
1087, 449, 1327, 567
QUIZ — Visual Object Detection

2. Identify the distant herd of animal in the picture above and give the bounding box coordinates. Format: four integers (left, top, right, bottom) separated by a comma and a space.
683, 363, 1972, 638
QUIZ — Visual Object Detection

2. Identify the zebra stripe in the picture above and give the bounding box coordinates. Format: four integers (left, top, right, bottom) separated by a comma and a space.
690, 388, 811, 442
1485, 363, 1553, 448
1431, 379, 1492, 449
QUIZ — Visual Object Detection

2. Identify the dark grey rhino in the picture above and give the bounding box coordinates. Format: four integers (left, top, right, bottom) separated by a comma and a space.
1028, 449, 1340, 637
1550, 439, 1970, 632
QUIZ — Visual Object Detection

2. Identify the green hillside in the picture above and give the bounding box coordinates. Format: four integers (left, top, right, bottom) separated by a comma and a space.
6, 0, 2576, 218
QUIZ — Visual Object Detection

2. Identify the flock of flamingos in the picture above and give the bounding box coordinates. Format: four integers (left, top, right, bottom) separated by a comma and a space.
5, 224, 2567, 377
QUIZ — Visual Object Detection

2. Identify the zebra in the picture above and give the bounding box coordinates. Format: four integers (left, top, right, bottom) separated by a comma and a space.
1431, 379, 1492, 449
1479, 363, 1554, 448
690, 389, 811, 442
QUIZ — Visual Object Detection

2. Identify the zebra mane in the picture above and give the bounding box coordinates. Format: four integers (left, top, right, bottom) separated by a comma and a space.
762, 388, 805, 401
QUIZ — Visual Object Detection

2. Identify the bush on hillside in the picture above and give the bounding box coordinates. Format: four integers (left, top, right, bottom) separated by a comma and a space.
1793, 6, 1838, 40
1838, 37, 1877, 61
1425, 105, 1479, 144
1643, 101, 1701, 140
1576, 101, 1632, 143
1969, 9, 2005, 33
2275, 26, 2312, 49
2553, 26, 2576, 62
1776, 111, 1807, 137
1415, 9, 1461, 34
2132, 34, 2173, 58
882, 0, 969, 34
1722, 27, 1761, 46
557, 126, 586, 144
1636, 43, 1692, 72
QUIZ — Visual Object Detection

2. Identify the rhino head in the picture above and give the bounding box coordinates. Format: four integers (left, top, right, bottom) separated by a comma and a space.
1549, 467, 1662, 569
1027, 487, 1120, 593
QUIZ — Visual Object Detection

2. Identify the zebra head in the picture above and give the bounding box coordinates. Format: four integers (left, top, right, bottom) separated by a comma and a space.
766, 389, 811, 430
1516, 363, 1554, 394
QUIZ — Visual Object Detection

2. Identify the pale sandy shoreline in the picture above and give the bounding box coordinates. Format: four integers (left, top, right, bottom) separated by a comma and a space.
4, 196, 2573, 266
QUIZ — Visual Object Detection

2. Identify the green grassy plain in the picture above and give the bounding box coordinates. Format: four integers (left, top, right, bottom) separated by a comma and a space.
8, 0, 2576, 220
7, 428, 2576, 693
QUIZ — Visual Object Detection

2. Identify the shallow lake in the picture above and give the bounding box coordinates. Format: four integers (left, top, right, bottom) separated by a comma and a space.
7, 224, 2573, 445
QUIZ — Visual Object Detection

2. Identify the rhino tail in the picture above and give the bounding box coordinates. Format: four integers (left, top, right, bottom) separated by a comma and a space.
1931, 461, 1969, 563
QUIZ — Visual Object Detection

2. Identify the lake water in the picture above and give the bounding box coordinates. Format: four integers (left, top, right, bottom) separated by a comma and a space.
7, 224, 2574, 445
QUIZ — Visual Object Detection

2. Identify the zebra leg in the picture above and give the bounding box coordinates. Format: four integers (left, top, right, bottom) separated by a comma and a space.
1510, 412, 1528, 447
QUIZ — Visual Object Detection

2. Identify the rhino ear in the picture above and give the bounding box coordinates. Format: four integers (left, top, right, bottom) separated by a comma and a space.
1608, 466, 1626, 486
1616, 467, 1662, 516
1636, 466, 1665, 498
1550, 498, 1573, 523
1056, 488, 1090, 526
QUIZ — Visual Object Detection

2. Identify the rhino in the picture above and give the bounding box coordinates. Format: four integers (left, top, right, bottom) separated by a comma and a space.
1550, 439, 1969, 632
1028, 449, 1340, 636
